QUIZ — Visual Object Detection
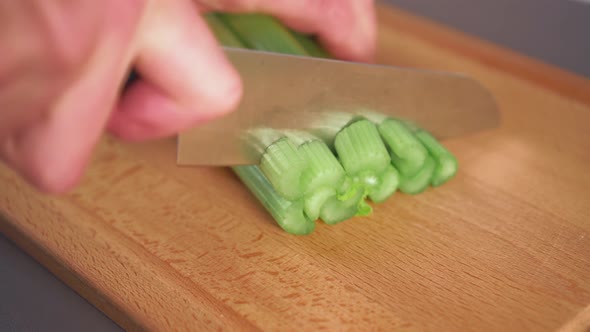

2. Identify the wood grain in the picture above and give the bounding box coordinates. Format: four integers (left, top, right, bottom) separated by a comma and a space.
1, 4, 589, 332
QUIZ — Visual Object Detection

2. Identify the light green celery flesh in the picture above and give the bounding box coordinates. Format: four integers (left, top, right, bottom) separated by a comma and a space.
414, 130, 458, 187
334, 120, 391, 176
378, 118, 427, 178
320, 186, 367, 225
259, 138, 306, 200
234, 165, 314, 235
368, 165, 400, 203
399, 156, 436, 194
304, 187, 335, 221
298, 141, 345, 194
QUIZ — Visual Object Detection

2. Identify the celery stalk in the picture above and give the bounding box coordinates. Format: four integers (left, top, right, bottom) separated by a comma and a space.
414, 130, 459, 187
234, 165, 314, 235
378, 118, 428, 178
205, 12, 460, 234
399, 156, 436, 194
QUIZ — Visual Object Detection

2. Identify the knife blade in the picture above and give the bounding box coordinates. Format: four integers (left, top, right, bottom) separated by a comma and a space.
177, 47, 500, 166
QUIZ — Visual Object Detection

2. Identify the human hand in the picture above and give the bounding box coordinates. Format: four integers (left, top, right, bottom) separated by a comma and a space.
0, 0, 376, 194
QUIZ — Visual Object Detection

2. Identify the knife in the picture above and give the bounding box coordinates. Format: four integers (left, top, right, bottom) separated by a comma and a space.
176, 47, 500, 166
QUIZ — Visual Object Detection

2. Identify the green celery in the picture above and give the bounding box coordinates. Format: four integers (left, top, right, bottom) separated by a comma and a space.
234, 165, 314, 235
399, 156, 436, 194
414, 130, 458, 187
368, 165, 400, 203
334, 119, 391, 189
378, 118, 428, 178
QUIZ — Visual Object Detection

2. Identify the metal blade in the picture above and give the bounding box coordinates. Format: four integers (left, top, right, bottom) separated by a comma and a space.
177, 47, 500, 166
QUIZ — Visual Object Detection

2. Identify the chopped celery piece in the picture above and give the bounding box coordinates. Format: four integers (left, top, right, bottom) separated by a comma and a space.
286, 132, 346, 220
234, 165, 314, 235
219, 14, 307, 55
259, 138, 306, 200
204, 13, 245, 47
399, 156, 436, 195
368, 165, 400, 203
298, 140, 345, 194
304, 187, 335, 221
334, 119, 391, 189
378, 118, 428, 178
320, 185, 366, 225
415, 130, 459, 187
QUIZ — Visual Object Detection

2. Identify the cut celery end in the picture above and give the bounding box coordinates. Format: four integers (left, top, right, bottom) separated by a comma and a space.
259, 138, 306, 200
219, 14, 307, 55
414, 130, 458, 186
298, 140, 346, 194
334, 119, 391, 176
431, 154, 458, 187
233, 165, 314, 235
204, 13, 245, 47
378, 119, 427, 178
356, 199, 373, 217
368, 165, 400, 203
304, 187, 336, 221
399, 156, 436, 195
320, 187, 366, 225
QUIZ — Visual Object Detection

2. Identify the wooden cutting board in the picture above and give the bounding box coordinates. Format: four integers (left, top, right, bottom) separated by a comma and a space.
1, 4, 589, 332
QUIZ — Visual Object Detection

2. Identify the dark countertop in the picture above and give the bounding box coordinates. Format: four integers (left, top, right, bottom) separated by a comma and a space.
1, 1, 588, 331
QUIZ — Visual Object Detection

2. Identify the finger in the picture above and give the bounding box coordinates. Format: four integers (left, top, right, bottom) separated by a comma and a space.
198, 0, 376, 62
1, 1, 141, 193
108, 0, 242, 141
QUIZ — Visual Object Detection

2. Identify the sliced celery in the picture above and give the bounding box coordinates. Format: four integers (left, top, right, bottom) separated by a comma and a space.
378, 118, 428, 178
303, 187, 335, 221
320, 185, 366, 225
399, 156, 436, 195
414, 130, 458, 187
259, 138, 306, 200
282, 131, 346, 220
296, 138, 345, 194
205, 12, 462, 233
334, 119, 391, 178
219, 14, 308, 55
234, 165, 314, 235
368, 165, 400, 203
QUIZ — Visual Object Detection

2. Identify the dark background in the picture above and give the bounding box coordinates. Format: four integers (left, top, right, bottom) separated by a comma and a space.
1, 1, 589, 331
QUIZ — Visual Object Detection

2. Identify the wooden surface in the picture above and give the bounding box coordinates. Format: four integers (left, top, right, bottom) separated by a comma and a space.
1, 4, 590, 332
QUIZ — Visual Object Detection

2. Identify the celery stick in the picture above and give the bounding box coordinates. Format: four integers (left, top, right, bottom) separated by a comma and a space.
399, 156, 436, 194
234, 165, 314, 235
368, 165, 400, 203
378, 118, 428, 178
334, 119, 391, 188
414, 130, 459, 187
